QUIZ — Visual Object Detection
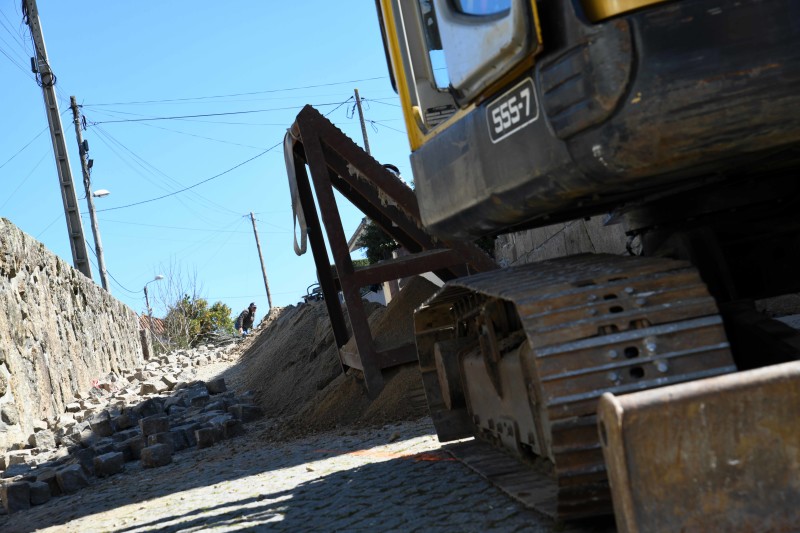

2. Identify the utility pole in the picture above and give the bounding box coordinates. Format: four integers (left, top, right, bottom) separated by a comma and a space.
23, 0, 92, 279
249, 212, 273, 310
70, 96, 109, 292
354, 88, 371, 155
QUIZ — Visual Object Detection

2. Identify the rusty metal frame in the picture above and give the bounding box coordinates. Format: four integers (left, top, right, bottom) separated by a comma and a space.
290, 105, 497, 394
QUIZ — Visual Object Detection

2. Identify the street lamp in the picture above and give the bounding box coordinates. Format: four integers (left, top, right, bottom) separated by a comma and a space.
92, 189, 110, 198
143, 275, 164, 330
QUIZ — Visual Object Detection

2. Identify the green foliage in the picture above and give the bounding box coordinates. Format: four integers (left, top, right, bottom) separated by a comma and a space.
355, 220, 398, 264
163, 294, 234, 348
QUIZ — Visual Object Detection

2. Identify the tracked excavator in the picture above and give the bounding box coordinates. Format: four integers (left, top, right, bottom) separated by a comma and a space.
290, 1, 800, 530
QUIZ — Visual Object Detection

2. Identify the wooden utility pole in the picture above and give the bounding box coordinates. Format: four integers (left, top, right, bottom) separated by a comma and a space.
23, 0, 92, 279
249, 212, 273, 310
70, 96, 109, 291
354, 88, 371, 155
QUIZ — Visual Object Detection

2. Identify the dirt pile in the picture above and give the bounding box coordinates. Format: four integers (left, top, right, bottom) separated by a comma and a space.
237, 276, 439, 436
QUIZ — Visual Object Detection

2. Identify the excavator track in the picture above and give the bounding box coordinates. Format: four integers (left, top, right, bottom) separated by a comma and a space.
415, 254, 737, 519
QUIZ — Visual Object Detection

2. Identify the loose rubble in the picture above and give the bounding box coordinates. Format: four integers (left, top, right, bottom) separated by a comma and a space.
0, 342, 261, 516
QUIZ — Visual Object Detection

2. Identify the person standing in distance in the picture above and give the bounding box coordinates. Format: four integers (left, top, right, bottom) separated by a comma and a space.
235, 302, 257, 335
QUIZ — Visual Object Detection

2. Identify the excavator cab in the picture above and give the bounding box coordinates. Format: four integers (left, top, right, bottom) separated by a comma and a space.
377, 0, 800, 239
373, 0, 800, 527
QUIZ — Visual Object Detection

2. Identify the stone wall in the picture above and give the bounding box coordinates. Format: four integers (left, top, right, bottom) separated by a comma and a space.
494, 215, 629, 267
0, 219, 144, 450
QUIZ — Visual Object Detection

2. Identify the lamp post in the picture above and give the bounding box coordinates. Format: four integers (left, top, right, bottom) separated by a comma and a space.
143, 275, 164, 331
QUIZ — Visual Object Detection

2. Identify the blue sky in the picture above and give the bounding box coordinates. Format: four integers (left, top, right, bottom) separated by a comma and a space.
1, 1, 412, 317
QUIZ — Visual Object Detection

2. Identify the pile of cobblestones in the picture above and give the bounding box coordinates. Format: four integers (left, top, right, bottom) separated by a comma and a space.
0, 342, 262, 515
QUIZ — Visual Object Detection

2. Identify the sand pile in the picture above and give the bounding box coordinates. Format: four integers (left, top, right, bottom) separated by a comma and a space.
237, 276, 439, 436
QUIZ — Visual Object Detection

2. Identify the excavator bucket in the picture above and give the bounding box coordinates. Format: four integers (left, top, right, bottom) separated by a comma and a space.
598, 360, 800, 533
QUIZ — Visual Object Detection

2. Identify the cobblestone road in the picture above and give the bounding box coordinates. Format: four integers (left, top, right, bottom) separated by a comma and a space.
1, 417, 612, 532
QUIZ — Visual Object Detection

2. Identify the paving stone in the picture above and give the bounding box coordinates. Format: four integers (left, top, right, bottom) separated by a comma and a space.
28, 481, 50, 506
222, 419, 245, 439
1, 481, 30, 514
164, 395, 187, 410
190, 392, 210, 408
167, 405, 187, 416
79, 427, 98, 448
1, 463, 36, 480
112, 412, 136, 431
56, 464, 89, 494
228, 404, 263, 422
5, 450, 31, 466
161, 374, 179, 390
35, 469, 61, 498
141, 444, 172, 468
140, 380, 169, 395
206, 377, 227, 394
208, 414, 233, 427
123, 436, 146, 461
94, 452, 125, 478
88, 411, 115, 438
1, 405, 19, 425
27, 429, 56, 450
140, 415, 170, 437
146, 432, 175, 455
172, 424, 199, 448
195, 427, 222, 449
133, 398, 164, 418
57, 413, 76, 430
203, 400, 227, 413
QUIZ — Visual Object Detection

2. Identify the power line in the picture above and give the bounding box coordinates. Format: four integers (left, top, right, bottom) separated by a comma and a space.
94, 142, 281, 213
0, 150, 48, 210
90, 123, 243, 219
88, 101, 353, 125
0, 125, 48, 170
362, 97, 402, 108
87, 107, 292, 127
95, 217, 255, 233
83, 238, 139, 295
367, 119, 407, 134
82, 76, 388, 106
90, 97, 354, 214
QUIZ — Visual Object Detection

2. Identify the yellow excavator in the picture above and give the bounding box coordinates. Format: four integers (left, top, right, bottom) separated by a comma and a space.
368, 0, 800, 530
285, 1, 799, 530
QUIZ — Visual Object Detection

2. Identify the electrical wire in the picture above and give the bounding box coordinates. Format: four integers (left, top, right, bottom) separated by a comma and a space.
35, 213, 62, 240
367, 120, 407, 135
362, 97, 402, 108
89, 97, 354, 214
93, 142, 281, 213
89, 101, 355, 125
0, 37, 33, 79
0, 150, 48, 210
95, 217, 255, 233
198, 217, 247, 270
83, 237, 140, 295
0, 125, 48, 170
82, 76, 388, 107
90, 123, 244, 219
85, 107, 291, 127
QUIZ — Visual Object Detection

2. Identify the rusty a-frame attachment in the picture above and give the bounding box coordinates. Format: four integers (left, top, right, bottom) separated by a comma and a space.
287, 105, 497, 395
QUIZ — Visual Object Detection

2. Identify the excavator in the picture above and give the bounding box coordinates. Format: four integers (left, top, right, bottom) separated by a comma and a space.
288, 1, 800, 530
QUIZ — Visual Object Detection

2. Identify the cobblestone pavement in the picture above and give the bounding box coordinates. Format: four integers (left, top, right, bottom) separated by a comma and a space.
0, 417, 613, 532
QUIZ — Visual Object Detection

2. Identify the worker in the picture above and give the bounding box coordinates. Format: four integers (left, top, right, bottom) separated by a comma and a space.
235, 302, 257, 336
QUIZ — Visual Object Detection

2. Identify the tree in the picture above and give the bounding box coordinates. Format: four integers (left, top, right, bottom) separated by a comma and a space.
356, 220, 398, 264
163, 296, 234, 348
150, 260, 235, 351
